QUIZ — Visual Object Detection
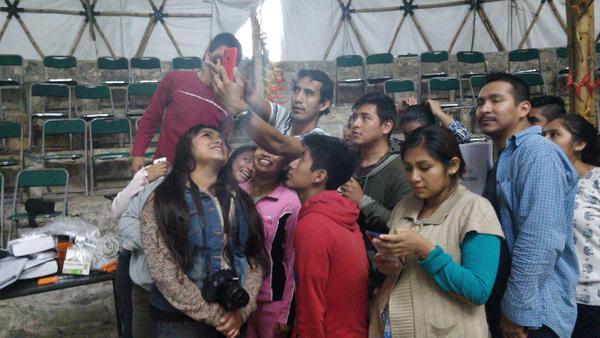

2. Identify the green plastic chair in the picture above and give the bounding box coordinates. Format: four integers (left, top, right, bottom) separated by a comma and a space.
456, 51, 487, 79
508, 48, 541, 74
555, 47, 569, 95
419, 51, 449, 79
335, 54, 365, 103
74, 84, 114, 120
468, 75, 487, 102
173, 56, 202, 70
0, 54, 24, 118
97, 56, 129, 87
43, 55, 78, 86
130, 57, 162, 83
42, 118, 88, 195
89, 118, 132, 195
515, 73, 546, 97
428, 77, 463, 107
28, 83, 72, 148
384, 79, 415, 94
126, 82, 158, 117
0, 172, 4, 247
0, 121, 23, 169
8, 168, 69, 240
366, 53, 394, 84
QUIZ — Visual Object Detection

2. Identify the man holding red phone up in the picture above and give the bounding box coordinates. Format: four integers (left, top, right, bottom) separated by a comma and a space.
130, 33, 242, 174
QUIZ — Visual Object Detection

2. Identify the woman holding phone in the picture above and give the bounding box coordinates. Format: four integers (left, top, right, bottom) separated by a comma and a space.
138, 124, 267, 338
543, 115, 600, 337
369, 126, 503, 337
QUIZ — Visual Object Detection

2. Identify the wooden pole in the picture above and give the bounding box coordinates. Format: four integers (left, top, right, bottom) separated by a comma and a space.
15, 16, 44, 58
517, 1, 544, 49
409, 13, 433, 52
387, 13, 407, 53
448, 8, 473, 54
323, 17, 344, 60
69, 21, 88, 56
548, 0, 567, 33
346, 15, 369, 55
0, 18, 12, 45
250, 6, 264, 98
93, 21, 116, 57
160, 20, 183, 56
477, 5, 504, 51
566, 0, 596, 126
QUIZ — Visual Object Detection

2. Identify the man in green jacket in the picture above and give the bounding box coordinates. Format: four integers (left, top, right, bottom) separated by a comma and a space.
340, 92, 410, 236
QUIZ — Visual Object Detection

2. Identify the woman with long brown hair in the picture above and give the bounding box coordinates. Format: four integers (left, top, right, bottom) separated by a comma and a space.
139, 124, 267, 338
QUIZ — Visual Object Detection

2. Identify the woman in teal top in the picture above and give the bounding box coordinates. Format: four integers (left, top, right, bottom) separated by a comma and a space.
369, 126, 503, 337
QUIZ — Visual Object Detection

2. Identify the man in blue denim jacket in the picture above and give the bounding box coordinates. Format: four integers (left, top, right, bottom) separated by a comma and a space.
476, 72, 579, 338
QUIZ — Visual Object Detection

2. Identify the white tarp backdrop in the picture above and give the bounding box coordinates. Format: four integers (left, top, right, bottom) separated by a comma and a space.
0, 0, 599, 61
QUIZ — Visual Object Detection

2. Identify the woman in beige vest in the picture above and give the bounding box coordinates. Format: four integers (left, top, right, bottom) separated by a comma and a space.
369, 126, 504, 338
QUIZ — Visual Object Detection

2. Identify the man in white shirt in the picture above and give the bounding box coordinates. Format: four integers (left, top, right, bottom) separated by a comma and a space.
210, 66, 332, 159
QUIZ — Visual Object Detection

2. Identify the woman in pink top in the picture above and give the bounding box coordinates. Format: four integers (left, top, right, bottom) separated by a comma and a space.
241, 147, 301, 338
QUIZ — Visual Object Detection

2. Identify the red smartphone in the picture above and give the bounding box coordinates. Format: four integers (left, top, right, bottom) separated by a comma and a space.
223, 47, 238, 81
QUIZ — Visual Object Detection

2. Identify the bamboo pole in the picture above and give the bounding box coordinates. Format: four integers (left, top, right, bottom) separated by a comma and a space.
352, 0, 504, 13
160, 20, 183, 56
250, 6, 264, 98
410, 13, 433, 52
323, 16, 344, 60
448, 8, 473, 54
15, 15, 44, 58
477, 6, 504, 51
69, 21, 88, 56
387, 13, 407, 53
547, 0, 567, 33
517, 1, 544, 49
93, 21, 116, 57
566, 0, 596, 126
347, 15, 369, 55
0, 18, 12, 45
21, 8, 210, 18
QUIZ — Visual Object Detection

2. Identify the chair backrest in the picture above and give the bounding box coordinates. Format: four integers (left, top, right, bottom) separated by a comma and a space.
419, 51, 449, 78
420, 51, 448, 64
96, 56, 129, 85
508, 48, 541, 73
31, 83, 70, 98
74, 84, 114, 115
130, 57, 162, 83
384, 79, 415, 94
44, 55, 77, 69
91, 117, 131, 136
428, 77, 462, 104
97, 56, 128, 70
43, 56, 78, 83
126, 83, 158, 115
172, 56, 202, 70
336, 54, 364, 68
13, 168, 69, 215
0, 54, 23, 83
456, 51, 487, 77
42, 118, 87, 156
515, 72, 545, 96
0, 121, 23, 169
467, 75, 488, 103
366, 53, 393, 65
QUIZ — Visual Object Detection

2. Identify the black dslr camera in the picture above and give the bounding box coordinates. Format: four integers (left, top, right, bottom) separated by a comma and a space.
202, 269, 249, 310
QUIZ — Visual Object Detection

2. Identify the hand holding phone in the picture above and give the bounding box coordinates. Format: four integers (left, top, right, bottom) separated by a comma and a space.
366, 230, 383, 239
223, 47, 238, 81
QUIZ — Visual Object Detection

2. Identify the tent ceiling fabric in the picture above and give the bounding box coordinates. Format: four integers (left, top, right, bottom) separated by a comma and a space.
0, 0, 257, 60
0, 0, 598, 61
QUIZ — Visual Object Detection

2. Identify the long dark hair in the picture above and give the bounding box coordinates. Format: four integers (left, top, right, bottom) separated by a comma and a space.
153, 124, 267, 272
553, 115, 600, 166
401, 125, 466, 184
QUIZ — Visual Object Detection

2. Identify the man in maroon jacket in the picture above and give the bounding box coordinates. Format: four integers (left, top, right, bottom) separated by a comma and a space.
286, 134, 369, 338
130, 33, 241, 173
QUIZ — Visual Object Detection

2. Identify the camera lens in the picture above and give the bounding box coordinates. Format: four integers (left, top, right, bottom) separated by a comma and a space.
225, 284, 249, 309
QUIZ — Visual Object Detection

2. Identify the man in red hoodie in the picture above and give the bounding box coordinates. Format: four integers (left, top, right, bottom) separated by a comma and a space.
286, 134, 369, 338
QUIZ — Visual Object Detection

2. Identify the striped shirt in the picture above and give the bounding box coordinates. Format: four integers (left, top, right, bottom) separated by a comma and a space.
496, 125, 579, 337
